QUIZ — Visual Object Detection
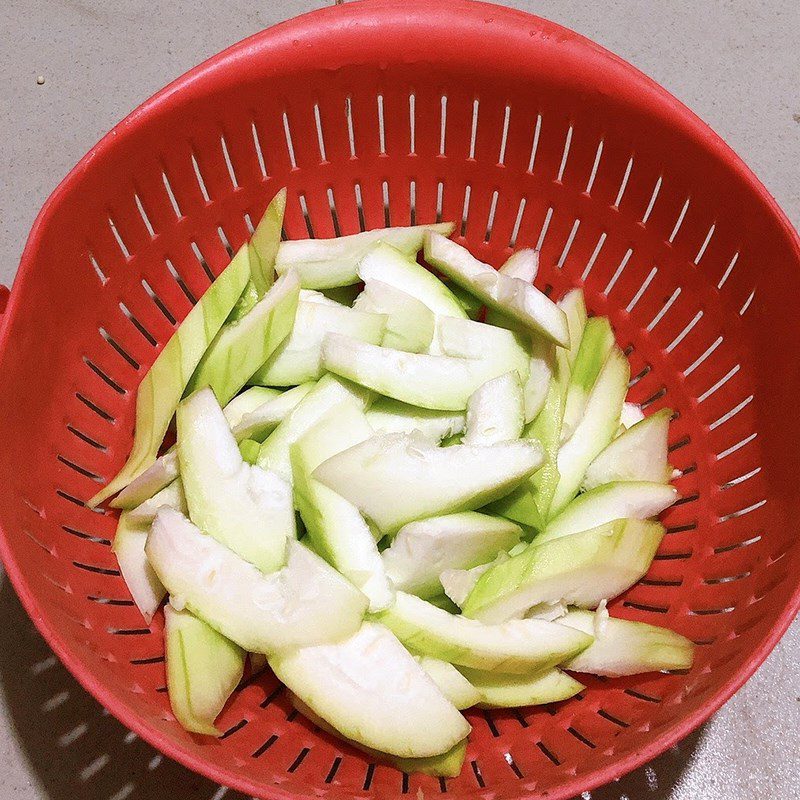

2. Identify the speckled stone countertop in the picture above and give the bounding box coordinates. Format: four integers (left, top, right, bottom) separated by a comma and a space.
1, 2, 798, 799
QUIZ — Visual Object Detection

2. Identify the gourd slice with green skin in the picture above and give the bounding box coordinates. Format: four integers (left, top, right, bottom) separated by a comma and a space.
423, 232, 569, 346
112, 512, 165, 624
357, 240, 466, 318
434, 317, 531, 382
126, 478, 187, 525
185, 269, 301, 405
177, 388, 295, 574
248, 300, 386, 386
89, 243, 251, 506
291, 401, 394, 612
147, 508, 368, 653
582, 408, 674, 491
366, 396, 465, 442
499, 248, 539, 282
416, 656, 482, 710
426, 593, 463, 614
299, 289, 343, 307
250, 188, 286, 296
111, 449, 179, 510
549, 346, 630, 516
321, 333, 525, 412
375, 591, 592, 674
463, 372, 525, 446
313, 432, 544, 535
111, 387, 283, 510
164, 604, 244, 736
276, 222, 456, 289
353, 278, 436, 353
445, 281, 483, 319
561, 316, 616, 439
256, 373, 371, 484
269, 621, 470, 758
620, 401, 645, 429
459, 667, 583, 708
462, 518, 665, 623
227, 275, 261, 323
320, 284, 361, 306
559, 610, 694, 676
381, 512, 522, 598
230, 383, 315, 442
221, 386, 283, 428
558, 288, 588, 368
488, 346, 571, 529
288, 692, 468, 777
237, 439, 261, 465
538, 481, 679, 544
439, 548, 516, 608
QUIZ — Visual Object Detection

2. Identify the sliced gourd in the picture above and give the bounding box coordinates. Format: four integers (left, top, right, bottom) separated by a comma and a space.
561, 317, 615, 438
462, 518, 665, 623
292, 402, 394, 611
186, 270, 301, 404
366, 396, 465, 442
521, 337, 555, 423
583, 408, 673, 490
376, 591, 592, 674
237, 439, 261, 465
321, 284, 361, 306
353, 278, 436, 352
256, 374, 371, 483
112, 388, 283, 510
230, 383, 315, 442
147, 508, 367, 652
381, 512, 522, 598
111, 449, 179, 510
445, 281, 483, 319
463, 372, 525, 445
489, 347, 570, 528
300, 289, 343, 307
321, 333, 524, 412
461, 667, 583, 708
499, 249, 538, 282
250, 188, 286, 295
276, 223, 455, 289
126, 478, 187, 525
620, 401, 645, 429
440, 542, 528, 608
559, 610, 694, 676
313, 432, 543, 534
434, 317, 530, 382
177, 388, 295, 573
289, 691, 468, 777
248, 300, 386, 386
112, 512, 165, 623
357, 241, 466, 318
416, 657, 482, 709
164, 604, 244, 736
269, 621, 469, 758
89, 243, 251, 506
538, 481, 679, 544
558, 288, 588, 367
423, 232, 569, 346
549, 346, 630, 516
221, 386, 283, 428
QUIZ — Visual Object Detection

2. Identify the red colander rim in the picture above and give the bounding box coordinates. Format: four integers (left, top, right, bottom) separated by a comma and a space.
1, 2, 799, 798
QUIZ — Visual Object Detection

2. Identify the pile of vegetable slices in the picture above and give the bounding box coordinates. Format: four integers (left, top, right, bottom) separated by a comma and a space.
92, 188, 692, 777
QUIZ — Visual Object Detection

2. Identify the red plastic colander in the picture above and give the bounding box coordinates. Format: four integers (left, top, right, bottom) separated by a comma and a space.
1, 2, 798, 798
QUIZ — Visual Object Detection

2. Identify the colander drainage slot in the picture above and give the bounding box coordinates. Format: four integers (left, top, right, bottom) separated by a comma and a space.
251, 734, 278, 759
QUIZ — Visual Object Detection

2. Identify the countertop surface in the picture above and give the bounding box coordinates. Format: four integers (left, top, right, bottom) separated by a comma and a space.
1, 1, 798, 799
